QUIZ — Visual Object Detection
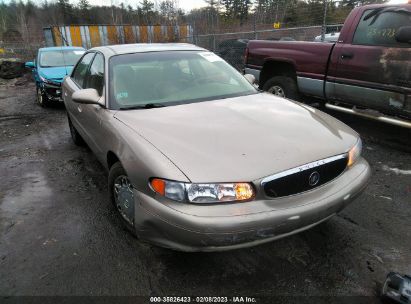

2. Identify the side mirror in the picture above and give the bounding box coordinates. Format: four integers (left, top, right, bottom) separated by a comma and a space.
244, 74, 256, 84
396, 26, 411, 44
25, 61, 35, 69
72, 89, 101, 105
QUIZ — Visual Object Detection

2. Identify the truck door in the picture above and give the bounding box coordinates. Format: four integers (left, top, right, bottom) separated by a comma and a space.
328, 7, 411, 119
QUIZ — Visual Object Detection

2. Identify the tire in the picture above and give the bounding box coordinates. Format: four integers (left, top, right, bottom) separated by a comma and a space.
67, 115, 85, 146
0, 59, 24, 79
108, 162, 137, 236
36, 87, 49, 107
262, 76, 300, 101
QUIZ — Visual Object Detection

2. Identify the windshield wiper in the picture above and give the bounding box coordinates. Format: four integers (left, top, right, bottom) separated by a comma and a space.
119, 103, 167, 110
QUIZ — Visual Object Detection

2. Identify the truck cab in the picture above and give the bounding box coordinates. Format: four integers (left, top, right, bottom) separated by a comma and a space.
245, 4, 411, 126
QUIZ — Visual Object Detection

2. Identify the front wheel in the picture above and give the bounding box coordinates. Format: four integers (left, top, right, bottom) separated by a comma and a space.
108, 162, 137, 236
262, 76, 300, 101
67, 115, 84, 146
36, 87, 49, 107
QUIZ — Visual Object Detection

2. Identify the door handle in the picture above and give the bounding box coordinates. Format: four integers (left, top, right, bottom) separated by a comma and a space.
341, 53, 354, 60
77, 105, 83, 113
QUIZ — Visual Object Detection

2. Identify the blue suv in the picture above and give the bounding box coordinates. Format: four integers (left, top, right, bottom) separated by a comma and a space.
25, 47, 85, 107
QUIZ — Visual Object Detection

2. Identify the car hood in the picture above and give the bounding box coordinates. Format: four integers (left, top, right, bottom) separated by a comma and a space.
39, 66, 73, 83
114, 93, 358, 183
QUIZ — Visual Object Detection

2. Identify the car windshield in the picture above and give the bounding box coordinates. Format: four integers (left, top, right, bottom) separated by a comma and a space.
109, 51, 258, 109
39, 50, 85, 68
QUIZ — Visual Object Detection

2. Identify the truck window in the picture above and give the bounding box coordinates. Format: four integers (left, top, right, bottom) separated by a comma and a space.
352, 9, 411, 48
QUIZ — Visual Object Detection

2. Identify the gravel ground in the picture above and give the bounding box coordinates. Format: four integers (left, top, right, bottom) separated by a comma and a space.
0, 77, 410, 302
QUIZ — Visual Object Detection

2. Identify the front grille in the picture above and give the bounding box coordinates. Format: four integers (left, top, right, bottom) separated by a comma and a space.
45, 87, 62, 99
262, 154, 348, 198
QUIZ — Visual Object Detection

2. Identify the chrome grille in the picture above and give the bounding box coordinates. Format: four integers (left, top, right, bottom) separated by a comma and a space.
261, 154, 348, 198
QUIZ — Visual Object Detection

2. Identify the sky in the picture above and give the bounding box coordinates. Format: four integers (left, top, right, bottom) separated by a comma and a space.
85, 0, 207, 12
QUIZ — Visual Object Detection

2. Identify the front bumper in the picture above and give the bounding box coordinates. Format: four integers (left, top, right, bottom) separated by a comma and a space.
133, 158, 371, 252
41, 83, 63, 102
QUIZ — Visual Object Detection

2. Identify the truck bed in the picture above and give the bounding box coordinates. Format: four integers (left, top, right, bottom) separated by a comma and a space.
246, 40, 335, 82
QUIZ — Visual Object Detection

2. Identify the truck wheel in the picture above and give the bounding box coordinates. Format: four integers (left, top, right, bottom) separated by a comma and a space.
36, 87, 49, 107
67, 115, 85, 146
263, 76, 300, 101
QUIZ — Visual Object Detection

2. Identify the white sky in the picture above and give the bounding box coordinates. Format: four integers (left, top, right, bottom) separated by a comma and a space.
85, 0, 207, 12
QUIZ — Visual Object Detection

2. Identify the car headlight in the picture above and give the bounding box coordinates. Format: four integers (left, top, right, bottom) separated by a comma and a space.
40, 75, 58, 86
150, 178, 255, 204
39, 75, 49, 83
348, 138, 362, 167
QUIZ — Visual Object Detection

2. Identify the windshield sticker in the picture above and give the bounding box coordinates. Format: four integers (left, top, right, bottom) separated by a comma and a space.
116, 92, 128, 99
199, 52, 223, 63
74, 51, 85, 55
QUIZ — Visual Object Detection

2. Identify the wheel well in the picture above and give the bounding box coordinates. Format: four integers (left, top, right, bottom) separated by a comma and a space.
107, 151, 120, 169
259, 61, 297, 88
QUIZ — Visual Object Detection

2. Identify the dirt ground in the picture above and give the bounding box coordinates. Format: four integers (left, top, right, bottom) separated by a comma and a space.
0, 77, 410, 302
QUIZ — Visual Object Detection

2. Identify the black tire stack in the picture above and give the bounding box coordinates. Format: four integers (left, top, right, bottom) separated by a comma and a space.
0, 58, 25, 79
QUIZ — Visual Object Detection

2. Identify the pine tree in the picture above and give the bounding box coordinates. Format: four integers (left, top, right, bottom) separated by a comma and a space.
139, 0, 154, 24
78, 0, 90, 11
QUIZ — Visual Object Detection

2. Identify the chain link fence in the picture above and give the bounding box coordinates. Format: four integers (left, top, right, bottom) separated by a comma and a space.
0, 24, 343, 72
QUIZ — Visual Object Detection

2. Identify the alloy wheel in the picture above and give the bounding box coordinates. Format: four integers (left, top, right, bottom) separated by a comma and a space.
268, 85, 286, 98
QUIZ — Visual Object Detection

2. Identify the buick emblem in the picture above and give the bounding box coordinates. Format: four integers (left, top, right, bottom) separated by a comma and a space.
309, 171, 320, 187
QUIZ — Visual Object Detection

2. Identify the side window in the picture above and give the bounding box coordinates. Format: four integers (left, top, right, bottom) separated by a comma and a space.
72, 53, 95, 88
353, 10, 411, 47
85, 53, 104, 96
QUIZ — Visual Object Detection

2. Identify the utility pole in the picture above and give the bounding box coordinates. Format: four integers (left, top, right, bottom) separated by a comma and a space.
321, 0, 328, 42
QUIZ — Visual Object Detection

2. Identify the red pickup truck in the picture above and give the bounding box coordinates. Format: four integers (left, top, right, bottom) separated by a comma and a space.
245, 3, 411, 127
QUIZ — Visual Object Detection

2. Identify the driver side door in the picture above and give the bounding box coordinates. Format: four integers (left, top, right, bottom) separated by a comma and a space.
76, 52, 107, 162
64, 52, 95, 145
328, 8, 411, 118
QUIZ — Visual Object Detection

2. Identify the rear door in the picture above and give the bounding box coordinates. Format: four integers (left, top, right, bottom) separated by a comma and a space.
328, 7, 411, 118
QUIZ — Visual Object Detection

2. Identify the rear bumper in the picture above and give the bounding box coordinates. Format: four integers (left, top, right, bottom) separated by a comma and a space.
133, 158, 370, 252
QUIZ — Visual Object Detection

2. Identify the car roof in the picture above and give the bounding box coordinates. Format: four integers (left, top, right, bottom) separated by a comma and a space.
39, 46, 86, 52
360, 3, 410, 10
89, 43, 207, 57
